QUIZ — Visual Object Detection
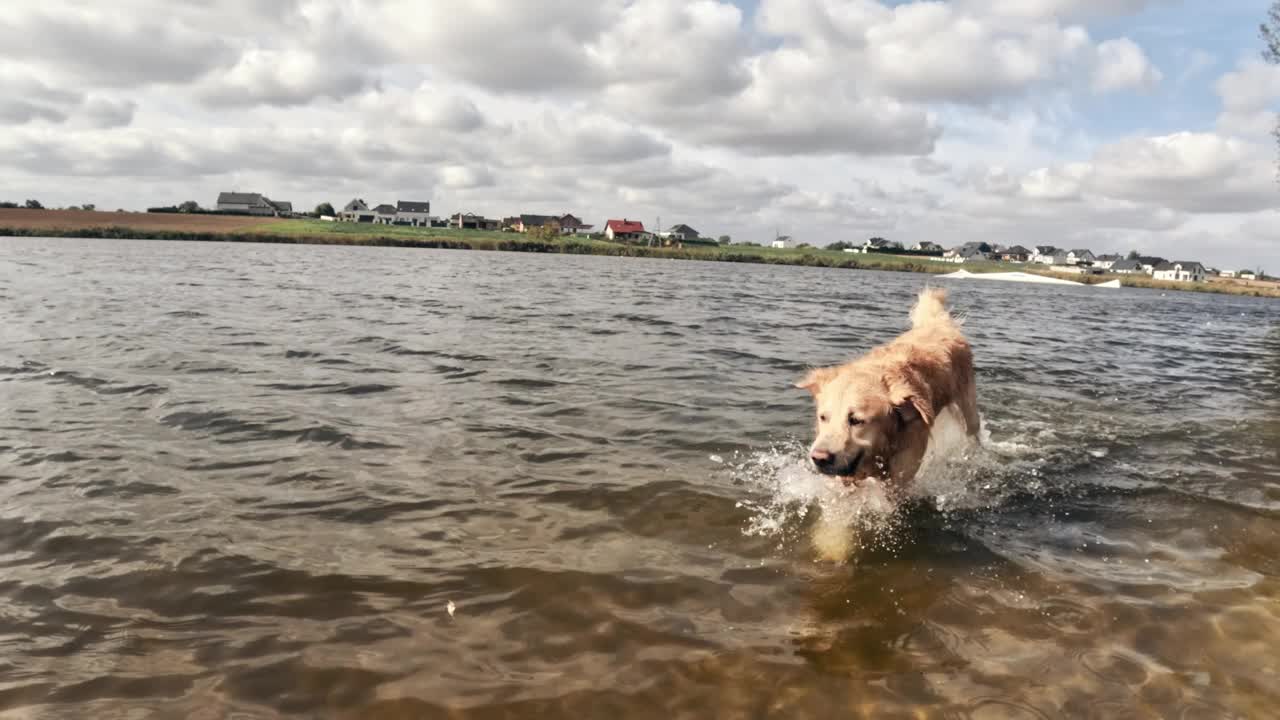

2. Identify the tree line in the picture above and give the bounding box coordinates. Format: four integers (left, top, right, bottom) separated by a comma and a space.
0, 200, 96, 210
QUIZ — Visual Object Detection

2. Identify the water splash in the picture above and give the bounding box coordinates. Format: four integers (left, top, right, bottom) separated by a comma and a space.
735, 406, 1044, 562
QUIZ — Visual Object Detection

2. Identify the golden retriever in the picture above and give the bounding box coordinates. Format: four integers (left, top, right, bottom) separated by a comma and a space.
796, 287, 979, 493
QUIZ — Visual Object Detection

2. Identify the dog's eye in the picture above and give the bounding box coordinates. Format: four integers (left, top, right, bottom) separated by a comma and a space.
847, 413, 863, 427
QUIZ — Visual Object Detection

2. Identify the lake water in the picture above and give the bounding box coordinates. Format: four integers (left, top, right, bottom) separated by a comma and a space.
1, 237, 1278, 719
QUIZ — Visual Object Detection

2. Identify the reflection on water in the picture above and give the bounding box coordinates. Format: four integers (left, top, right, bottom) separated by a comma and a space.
0, 237, 1278, 719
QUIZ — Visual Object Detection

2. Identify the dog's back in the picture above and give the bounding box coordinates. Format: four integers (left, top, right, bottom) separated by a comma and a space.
903, 288, 979, 438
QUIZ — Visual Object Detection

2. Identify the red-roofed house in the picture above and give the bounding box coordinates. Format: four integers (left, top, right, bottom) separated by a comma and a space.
605, 219, 647, 243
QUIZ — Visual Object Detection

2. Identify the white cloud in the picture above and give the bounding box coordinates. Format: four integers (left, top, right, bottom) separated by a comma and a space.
356, 88, 488, 134
1087, 132, 1275, 213
437, 165, 496, 190
363, 0, 619, 92
998, 132, 1275, 217
198, 49, 376, 107
960, 0, 1162, 23
1216, 59, 1280, 139
0, 0, 1275, 269
592, 0, 751, 105
860, 3, 1092, 104
1091, 38, 1162, 92
0, 8, 235, 86
911, 157, 953, 176
0, 71, 79, 124
1018, 164, 1088, 201
79, 97, 137, 129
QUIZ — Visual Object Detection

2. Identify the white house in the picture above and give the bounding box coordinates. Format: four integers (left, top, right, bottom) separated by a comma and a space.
1241, 271, 1259, 281
1066, 249, 1096, 264
372, 204, 398, 225
1136, 256, 1165, 274
1152, 261, 1207, 282
339, 198, 376, 223
1029, 245, 1060, 264
912, 241, 943, 253
863, 237, 901, 252
771, 235, 792, 249
1218, 270, 1237, 278
395, 200, 434, 226
1094, 254, 1122, 270
605, 219, 647, 242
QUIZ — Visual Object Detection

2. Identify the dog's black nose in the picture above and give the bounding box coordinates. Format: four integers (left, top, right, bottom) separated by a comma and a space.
810, 449, 835, 470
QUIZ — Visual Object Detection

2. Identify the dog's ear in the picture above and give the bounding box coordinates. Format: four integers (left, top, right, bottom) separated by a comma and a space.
892, 397, 930, 428
888, 378, 933, 426
795, 366, 837, 396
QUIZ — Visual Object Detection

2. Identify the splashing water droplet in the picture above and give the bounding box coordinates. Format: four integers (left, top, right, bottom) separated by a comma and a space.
732, 407, 1047, 563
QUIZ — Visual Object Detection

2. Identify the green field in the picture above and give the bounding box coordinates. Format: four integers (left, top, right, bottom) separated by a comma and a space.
3, 216, 1275, 298
254, 219, 981, 273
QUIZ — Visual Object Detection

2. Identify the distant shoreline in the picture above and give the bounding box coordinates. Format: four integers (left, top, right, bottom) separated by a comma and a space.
2, 210, 1276, 299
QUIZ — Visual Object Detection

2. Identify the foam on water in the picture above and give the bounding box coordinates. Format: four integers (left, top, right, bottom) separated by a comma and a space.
736, 405, 1044, 562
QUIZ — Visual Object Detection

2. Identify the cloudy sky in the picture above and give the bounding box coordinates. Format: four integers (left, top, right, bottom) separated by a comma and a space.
1, 1, 1278, 269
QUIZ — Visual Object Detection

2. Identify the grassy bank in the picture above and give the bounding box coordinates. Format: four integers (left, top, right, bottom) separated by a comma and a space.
3, 211, 1276, 299
0, 220, 1000, 273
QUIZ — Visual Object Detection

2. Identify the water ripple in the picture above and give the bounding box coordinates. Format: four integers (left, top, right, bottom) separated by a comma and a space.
0, 238, 1276, 718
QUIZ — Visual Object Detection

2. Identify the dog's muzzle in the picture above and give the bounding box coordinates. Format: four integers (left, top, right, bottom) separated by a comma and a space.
811, 449, 864, 478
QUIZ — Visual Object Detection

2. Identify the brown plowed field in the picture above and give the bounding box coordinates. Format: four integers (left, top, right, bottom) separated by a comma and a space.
0, 208, 285, 232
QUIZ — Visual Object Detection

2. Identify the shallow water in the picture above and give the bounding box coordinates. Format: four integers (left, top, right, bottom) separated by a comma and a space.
1, 237, 1278, 719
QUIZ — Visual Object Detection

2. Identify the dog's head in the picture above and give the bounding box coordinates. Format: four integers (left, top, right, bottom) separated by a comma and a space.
796, 364, 933, 484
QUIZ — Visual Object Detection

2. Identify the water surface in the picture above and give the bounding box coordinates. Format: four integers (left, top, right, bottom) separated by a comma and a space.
1, 237, 1278, 718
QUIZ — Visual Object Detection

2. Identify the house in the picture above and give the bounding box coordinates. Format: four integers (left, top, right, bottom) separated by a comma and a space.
1109, 258, 1145, 274
1241, 271, 1258, 281
506, 214, 559, 233
395, 200, 433, 227
450, 212, 500, 231
339, 198, 376, 223
1029, 245, 1060, 264
216, 192, 291, 216
863, 237, 901, 252
605, 219, 648, 242
1218, 270, 1238, 278
1000, 245, 1031, 262
666, 223, 700, 241
1066, 249, 1095, 264
947, 241, 991, 258
943, 242, 991, 263
1152, 261, 1207, 283
1094, 254, 1122, 270
912, 241, 943, 253
771, 235, 792, 249
372, 204, 398, 225
1136, 256, 1166, 274
604, 219, 647, 242
559, 214, 593, 235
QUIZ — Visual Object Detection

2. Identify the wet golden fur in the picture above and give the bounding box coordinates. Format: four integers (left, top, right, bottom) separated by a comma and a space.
797, 288, 978, 492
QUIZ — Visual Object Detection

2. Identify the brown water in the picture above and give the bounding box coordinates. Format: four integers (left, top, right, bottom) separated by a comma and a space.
1, 237, 1278, 719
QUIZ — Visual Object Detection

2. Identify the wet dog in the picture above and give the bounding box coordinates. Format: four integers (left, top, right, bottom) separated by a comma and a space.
797, 288, 979, 494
